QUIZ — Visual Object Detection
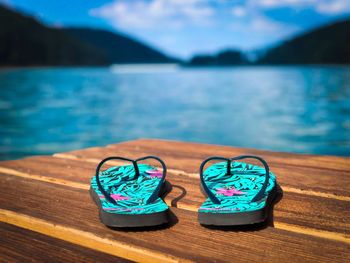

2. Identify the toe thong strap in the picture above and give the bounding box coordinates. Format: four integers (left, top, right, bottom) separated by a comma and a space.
95, 156, 139, 205
199, 155, 270, 204
231, 155, 270, 202
95, 156, 167, 205
199, 156, 231, 204
135, 156, 167, 204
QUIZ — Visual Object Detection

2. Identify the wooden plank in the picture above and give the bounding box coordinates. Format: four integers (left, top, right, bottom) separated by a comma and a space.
0, 222, 130, 263
0, 175, 183, 263
55, 140, 350, 197
1, 156, 349, 236
0, 174, 349, 263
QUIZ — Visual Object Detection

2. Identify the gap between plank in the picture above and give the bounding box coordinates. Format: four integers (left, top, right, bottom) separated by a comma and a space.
0, 209, 189, 263
0, 166, 349, 245
53, 153, 350, 202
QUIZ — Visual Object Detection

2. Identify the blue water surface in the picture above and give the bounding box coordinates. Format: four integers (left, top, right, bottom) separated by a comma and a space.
0, 65, 349, 160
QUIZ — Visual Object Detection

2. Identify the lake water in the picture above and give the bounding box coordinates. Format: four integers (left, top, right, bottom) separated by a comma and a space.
0, 65, 349, 160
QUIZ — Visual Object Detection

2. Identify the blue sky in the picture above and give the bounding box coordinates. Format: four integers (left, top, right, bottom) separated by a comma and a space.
3, 0, 350, 58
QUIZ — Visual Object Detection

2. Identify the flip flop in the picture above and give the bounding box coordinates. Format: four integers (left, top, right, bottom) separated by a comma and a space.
90, 156, 171, 227
198, 155, 278, 226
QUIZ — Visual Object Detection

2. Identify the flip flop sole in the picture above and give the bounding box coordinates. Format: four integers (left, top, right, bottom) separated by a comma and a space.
91, 159, 171, 228
198, 184, 279, 226
90, 181, 172, 227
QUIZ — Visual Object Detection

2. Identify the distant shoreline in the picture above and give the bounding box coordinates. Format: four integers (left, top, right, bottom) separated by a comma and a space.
1, 63, 350, 72
0, 65, 111, 72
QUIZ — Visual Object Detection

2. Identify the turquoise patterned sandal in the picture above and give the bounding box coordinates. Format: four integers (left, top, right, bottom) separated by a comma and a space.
90, 156, 170, 227
198, 155, 278, 226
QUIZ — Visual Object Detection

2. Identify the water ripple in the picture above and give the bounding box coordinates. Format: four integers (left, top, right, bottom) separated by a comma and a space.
0, 66, 349, 160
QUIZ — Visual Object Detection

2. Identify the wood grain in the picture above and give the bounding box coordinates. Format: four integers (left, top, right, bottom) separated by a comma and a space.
55, 139, 350, 197
54, 152, 350, 201
1, 155, 349, 236
0, 222, 130, 263
1, 139, 349, 262
0, 173, 349, 263
0, 210, 181, 263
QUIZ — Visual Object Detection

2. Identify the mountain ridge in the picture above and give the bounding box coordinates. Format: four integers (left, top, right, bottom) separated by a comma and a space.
258, 18, 350, 64
0, 5, 108, 66
63, 27, 177, 64
0, 5, 176, 66
186, 18, 350, 65
187, 50, 244, 66
1, 4, 349, 66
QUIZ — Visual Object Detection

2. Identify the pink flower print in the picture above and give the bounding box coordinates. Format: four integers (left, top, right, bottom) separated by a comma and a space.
110, 194, 129, 201
216, 187, 245, 196
146, 169, 163, 178
103, 207, 144, 211
103, 207, 118, 211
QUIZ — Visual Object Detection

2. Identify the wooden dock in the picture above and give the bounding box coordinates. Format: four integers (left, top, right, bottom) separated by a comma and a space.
0, 139, 349, 262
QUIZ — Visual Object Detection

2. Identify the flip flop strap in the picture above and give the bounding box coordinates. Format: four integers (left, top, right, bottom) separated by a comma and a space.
95, 156, 167, 205
200, 156, 230, 205
136, 156, 167, 204
95, 156, 139, 205
199, 155, 270, 204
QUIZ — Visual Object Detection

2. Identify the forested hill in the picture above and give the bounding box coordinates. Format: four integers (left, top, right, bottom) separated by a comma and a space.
0, 5, 176, 66
63, 28, 176, 64
258, 19, 350, 64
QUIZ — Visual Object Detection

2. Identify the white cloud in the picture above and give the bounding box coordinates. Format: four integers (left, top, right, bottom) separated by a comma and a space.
90, 0, 350, 31
232, 15, 298, 34
251, 17, 284, 31
89, 0, 350, 56
232, 6, 247, 17
230, 2, 300, 38
256, 0, 315, 8
252, 0, 350, 14
90, 0, 214, 29
316, 0, 350, 14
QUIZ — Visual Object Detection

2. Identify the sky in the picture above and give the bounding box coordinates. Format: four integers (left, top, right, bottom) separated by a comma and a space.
2, 0, 350, 58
